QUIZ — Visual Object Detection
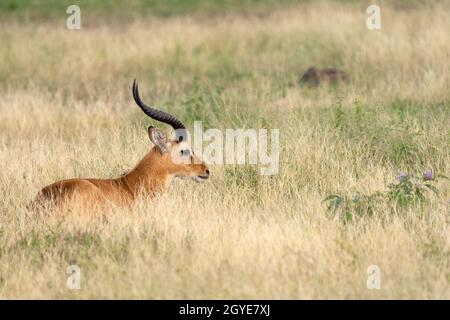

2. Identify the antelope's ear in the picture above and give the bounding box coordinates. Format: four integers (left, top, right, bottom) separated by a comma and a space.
148, 126, 169, 154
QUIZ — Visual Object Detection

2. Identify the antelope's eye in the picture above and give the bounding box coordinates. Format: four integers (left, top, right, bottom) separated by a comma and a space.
180, 149, 191, 156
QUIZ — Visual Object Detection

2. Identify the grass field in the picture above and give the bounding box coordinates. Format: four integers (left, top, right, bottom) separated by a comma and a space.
0, 1, 449, 299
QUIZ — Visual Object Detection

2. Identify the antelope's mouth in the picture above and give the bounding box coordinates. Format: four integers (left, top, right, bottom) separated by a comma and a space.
195, 170, 209, 182
195, 174, 209, 182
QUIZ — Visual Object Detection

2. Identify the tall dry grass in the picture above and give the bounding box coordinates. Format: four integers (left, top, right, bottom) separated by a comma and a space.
0, 2, 449, 298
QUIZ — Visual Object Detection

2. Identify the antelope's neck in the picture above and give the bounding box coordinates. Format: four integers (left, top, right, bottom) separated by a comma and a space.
120, 149, 170, 198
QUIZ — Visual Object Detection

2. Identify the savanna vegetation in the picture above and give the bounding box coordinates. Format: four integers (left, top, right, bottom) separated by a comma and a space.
0, 0, 449, 298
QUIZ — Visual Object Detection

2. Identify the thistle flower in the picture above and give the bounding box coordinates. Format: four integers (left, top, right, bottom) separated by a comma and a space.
424, 169, 433, 181
398, 172, 407, 182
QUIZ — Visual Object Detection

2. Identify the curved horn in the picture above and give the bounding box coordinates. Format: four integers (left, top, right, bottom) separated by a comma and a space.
132, 79, 186, 130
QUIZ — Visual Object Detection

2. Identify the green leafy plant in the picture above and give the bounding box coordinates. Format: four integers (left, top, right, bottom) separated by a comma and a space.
324, 170, 447, 223
386, 170, 442, 207
323, 192, 384, 223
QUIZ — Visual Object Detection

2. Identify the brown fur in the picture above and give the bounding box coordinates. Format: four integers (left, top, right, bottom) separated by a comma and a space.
33, 137, 209, 210
299, 66, 349, 87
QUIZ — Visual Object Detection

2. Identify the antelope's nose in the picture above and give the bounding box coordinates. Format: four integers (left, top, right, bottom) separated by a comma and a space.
205, 169, 210, 178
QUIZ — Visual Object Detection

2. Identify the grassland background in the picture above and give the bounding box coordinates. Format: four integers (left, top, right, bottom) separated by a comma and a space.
0, 0, 449, 299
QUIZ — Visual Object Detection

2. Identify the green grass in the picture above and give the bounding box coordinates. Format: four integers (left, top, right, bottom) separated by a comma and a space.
0, 0, 303, 20
0, 1, 449, 299
0, 0, 444, 21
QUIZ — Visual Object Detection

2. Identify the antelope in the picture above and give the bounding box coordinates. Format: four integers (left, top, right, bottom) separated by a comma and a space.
299, 66, 349, 87
33, 80, 210, 209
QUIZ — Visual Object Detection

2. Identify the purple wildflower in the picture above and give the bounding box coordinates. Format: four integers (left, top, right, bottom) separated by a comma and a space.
424, 169, 433, 181
398, 172, 407, 182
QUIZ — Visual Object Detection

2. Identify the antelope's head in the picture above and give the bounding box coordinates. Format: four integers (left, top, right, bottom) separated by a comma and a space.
132, 80, 210, 182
